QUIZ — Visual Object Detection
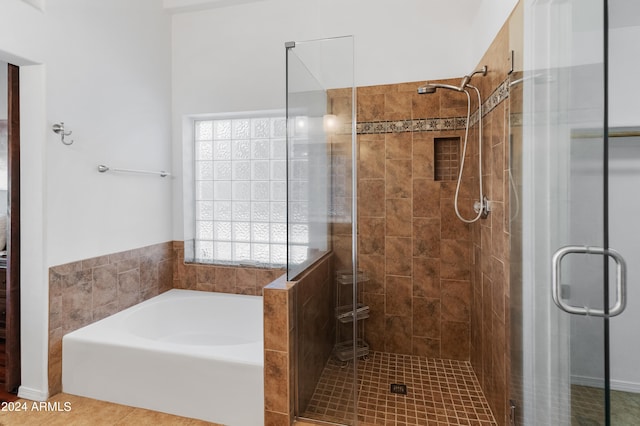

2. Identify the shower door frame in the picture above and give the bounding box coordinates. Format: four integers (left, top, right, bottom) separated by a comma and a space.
520, 0, 619, 424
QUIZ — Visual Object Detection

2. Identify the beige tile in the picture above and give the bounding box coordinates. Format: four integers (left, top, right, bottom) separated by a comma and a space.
358, 179, 385, 218
412, 133, 435, 179
92, 264, 117, 309
264, 289, 288, 352
413, 179, 440, 218
115, 408, 215, 425
139, 257, 158, 292
385, 199, 412, 237
385, 275, 412, 316
384, 315, 412, 354
413, 297, 441, 339
358, 254, 385, 294
385, 237, 412, 276
413, 218, 440, 258
196, 265, 215, 286
81, 255, 110, 271
440, 239, 470, 280
385, 159, 412, 199
441, 279, 471, 322
441, 321, 470, 360
264, 350, 289, 414
358, 135, 385, 180
117, 269, 141, 310
358, 217, 385, 255
116, 258, 140, 274
385, 132, 412, 159
384, 91, 412, 121
412, 257, 440, 299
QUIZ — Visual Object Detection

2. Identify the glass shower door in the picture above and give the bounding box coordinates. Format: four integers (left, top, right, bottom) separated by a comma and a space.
523, 0, 634, 424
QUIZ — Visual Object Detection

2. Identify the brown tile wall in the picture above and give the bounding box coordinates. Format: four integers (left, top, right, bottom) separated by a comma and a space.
294, 254, 334, 414
326, 12, 517, 426
48, 241, 174, 395
328, 80, 476, 361
468, 14, 516, 426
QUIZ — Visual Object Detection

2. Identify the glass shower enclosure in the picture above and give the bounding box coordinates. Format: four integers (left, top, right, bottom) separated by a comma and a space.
285, 36, 359, 424
519, 0, 640, 424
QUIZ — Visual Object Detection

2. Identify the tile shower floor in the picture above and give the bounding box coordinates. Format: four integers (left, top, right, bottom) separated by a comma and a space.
302, 351, 497, 425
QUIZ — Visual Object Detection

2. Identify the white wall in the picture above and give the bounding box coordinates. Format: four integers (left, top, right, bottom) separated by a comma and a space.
0, 64, 7, 119
0, 0, 172, 400
43, 1, 172, 266
609, 25, 640, 128
170, 0, 519, 240
469, 0, 521, 70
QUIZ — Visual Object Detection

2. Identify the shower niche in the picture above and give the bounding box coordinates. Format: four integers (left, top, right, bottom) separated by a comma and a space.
434, 137, 460, 181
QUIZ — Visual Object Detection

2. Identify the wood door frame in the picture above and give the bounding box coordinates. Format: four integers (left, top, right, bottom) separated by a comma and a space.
6, 63, 20, 393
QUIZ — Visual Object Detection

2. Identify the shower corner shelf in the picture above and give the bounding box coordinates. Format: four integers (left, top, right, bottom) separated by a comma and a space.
335, 303, 370, 323
333, 339, 369, 362
335, 269, 369, 285
332, 269, 370, 361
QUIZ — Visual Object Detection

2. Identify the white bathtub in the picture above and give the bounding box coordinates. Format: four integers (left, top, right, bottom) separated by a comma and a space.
62, 289, 264, 425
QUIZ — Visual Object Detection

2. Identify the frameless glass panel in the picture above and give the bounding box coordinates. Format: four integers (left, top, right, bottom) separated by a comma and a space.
524, 0, 608, 424
605, 3, 640, 423
286, 48, 331, 279
286, 36, 357, 425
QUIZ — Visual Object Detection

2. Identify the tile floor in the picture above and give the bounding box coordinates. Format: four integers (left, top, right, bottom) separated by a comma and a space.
571, 384, 640, 426
301, 351, 497, 426
0, 393, 221, 425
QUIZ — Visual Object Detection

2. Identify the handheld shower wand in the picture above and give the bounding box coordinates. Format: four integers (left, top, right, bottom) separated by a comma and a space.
416, 65, 490, 223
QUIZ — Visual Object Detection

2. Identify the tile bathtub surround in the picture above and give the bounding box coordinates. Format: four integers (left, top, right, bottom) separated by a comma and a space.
48, 240, 284, 397
48, 242, 174, 395
171, 241, 285, 295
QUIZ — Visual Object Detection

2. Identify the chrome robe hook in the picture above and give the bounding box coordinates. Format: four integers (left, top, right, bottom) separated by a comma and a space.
52, 122, 74, 145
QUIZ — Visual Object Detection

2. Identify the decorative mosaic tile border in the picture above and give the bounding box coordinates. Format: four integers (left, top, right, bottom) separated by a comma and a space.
351, 78, 511, 135
356, 116, 468, 134
510, 112, 523, 127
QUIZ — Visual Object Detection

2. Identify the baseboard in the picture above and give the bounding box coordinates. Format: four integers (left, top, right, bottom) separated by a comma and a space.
572, 375, 640, 393
17, 386, 49, 401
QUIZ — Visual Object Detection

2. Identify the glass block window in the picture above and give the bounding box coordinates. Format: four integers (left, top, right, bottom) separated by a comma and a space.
194, 116, 290, 266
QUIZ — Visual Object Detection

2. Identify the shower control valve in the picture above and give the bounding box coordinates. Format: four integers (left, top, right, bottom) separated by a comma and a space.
473, 197, 491, 219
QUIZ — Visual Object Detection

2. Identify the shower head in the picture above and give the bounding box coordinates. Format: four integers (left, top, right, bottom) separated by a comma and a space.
417, 82, 463, 94
417, 84, 437, 94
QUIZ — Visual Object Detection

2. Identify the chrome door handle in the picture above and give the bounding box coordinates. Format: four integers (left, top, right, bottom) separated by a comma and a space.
552, 245, 627, 317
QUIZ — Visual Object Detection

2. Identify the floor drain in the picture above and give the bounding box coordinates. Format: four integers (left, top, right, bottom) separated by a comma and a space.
390, 383, 407, 395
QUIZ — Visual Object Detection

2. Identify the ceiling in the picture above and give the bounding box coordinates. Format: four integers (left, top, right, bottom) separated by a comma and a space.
163, 0, 267, 13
